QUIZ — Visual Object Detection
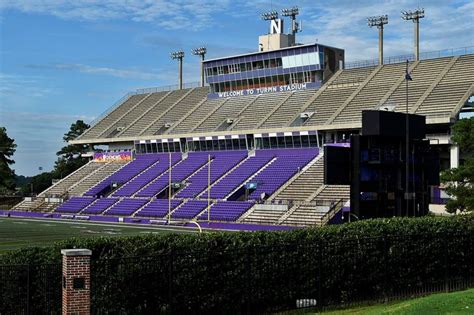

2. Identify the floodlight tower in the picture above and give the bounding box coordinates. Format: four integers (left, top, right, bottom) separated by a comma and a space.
281, 6, 301, 36
401, 8, 425, 61
367, 15, 388, 65
261, 10, 279, 22
192, 47, 207, 87
170, 50, 185, 89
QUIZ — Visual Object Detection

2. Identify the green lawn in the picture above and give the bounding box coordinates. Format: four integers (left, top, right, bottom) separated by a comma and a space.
0, 217, 196, 252
320, 288, 474, 314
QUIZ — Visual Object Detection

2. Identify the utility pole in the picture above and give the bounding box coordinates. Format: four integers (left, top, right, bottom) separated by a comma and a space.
404, 60, 413, 216
168, 152, 172, 223
191, 47, 207, 87
207, 154, 211, 223
367, 15, 388, 65
171, 50, 185, 89
402, 8, 425, 61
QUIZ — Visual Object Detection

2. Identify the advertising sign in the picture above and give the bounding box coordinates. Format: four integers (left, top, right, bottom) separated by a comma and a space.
93, 151, 133, 163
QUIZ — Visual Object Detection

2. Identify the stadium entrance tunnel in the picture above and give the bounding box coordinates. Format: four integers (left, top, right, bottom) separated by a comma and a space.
228, 186, 256, 201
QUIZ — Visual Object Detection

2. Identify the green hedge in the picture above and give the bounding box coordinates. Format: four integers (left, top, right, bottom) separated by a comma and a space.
1, 215, 473, 313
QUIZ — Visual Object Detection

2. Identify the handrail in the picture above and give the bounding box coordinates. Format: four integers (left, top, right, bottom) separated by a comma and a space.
345, 46, 474, 69
318, 198, 344, 226
86, 82, 204, 126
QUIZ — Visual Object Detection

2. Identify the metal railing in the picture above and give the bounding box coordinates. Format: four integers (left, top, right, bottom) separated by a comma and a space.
85, 81, 202, 128
345, 46, 474, 69
136, 81, 202, 94
0, 263, 62, 314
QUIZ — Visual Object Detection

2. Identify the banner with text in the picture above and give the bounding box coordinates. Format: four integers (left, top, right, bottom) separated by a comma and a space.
93, 151, 133, 163
207, 82, 321, 99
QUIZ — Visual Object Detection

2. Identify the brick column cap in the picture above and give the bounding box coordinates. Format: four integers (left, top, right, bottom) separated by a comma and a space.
61, 249, 92, 256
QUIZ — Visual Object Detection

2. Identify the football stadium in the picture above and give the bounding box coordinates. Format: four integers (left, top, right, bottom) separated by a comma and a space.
4, 8, 473, 230
1, 4, 473, 314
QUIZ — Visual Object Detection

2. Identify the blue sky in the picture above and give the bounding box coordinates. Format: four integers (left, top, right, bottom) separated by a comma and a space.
0, 0, 473, 176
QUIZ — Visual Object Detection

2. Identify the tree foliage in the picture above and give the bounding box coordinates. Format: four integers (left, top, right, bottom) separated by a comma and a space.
0, 127, 17, 194
54, 120, 91, 179
0, 215, 472, 313
18, 120, 91, 195
441, 117, 474, 213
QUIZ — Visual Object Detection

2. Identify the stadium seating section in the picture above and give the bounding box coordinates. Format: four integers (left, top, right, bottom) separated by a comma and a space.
76, 55, 474, 141
15, 54, 474, 227
26, 148, 352, 226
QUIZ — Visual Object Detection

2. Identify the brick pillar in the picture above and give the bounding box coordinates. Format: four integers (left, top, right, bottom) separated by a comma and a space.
61, 249, 92, 315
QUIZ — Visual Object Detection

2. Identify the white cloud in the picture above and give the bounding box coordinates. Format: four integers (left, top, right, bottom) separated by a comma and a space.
0, 110, 95, 123
0, 0, 231, 30
26, 63, 170, 81
0, 73, 55, 98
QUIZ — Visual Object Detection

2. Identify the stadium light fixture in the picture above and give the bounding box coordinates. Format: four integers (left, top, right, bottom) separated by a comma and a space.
261, 11, 279, 21
170, 50, 185, 89
367, 15, 388, 65
192, 47, 207, 87
281, 6, 301, 35
401, 8, 425, 61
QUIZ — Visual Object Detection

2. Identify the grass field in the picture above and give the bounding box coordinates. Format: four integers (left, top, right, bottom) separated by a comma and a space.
0, 217, 197, 252
320, 288, 474, 314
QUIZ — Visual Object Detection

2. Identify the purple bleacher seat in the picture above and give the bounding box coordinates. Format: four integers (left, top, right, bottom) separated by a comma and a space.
248, 148, 318, 199
105, 198, 149, 216
171, 200, 209, 220
84, 154, 160, 197
55, 197, 95, 213
175, 151, 247, 198
136, 152, 210, 197
113, 153, 181, 197
82, 198, 119, 214
208, 154, 274, 199
135, 199, 182, 218
198, 201, 254, 222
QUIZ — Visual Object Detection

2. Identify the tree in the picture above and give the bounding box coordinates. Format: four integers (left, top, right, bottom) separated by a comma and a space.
0, 127, 17, 194
20, 172, 54, 195
54, 120, 91, 179
440, 117, 474, 213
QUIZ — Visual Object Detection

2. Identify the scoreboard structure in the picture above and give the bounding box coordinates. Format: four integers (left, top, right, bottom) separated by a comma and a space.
325, 110, 440, 220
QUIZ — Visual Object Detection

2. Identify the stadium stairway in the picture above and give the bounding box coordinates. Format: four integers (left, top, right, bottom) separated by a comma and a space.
325, 65, 384, 125
196, 152, 253, 199
13, 161, 123, 212
231, 92, 291, 130
119, 89, 190, 138
297, 67, 376, 126
112, 153, 182, 197
169, 97, 227, 134
416, 54, 474, 117
193, 94, 258, 132
259, 89, 313, 129
111, 91, 172, 138
242, 154, 324, 225
68, 162, 127, 196
79, 94, 149, 139
141, 87, 209, 136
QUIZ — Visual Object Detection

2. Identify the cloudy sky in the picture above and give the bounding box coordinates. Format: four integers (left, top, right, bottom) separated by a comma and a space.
0, 0, 473, 176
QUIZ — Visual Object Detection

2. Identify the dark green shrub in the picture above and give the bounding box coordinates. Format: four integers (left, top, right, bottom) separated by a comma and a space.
1, 215, 473, 313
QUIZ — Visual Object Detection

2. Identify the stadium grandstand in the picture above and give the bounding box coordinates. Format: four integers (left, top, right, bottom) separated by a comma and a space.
9, 6, 474, 229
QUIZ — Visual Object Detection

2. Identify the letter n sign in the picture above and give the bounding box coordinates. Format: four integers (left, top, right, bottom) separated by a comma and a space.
270, 19, 283, 34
